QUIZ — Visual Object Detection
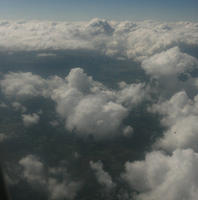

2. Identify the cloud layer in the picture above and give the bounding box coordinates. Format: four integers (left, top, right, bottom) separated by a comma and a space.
1, 19, 198, 61
2, 18, 198, 200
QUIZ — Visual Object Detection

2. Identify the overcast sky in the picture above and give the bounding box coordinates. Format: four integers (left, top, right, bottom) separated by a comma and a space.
0, 0, 197, 21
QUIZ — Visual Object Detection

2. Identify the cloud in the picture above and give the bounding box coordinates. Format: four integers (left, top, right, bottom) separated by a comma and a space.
12, 102, 27, 113
123, 125, 133, 137
0, 72, 47, 98
19, 155, 45, 184
22, 113, 40, 127
122, 148, 198, 200
141, 47, 198, 97
149, 91, 198, 152
0, 133, 8, 142
0, 102, 8, 108
19, 155, 80, 200
1, 18, 198, 199
0, 19, 198, 61
50, 68, 147, 139
49, 120, 59, 127
48, 167, 80, 200
90, 160, 115, 190
37, 53, 56, 57
1, 68, 147, 139
142, 47, 198, 78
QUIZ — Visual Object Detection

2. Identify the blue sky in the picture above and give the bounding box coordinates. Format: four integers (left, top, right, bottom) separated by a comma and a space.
0, 0, 197, 21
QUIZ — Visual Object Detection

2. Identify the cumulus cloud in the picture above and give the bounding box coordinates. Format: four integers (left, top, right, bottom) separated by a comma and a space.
48, 167, 80, 200
142, 47, 198, 78
0, 72, 47, 98
49, 68, 146, 139
22, 113, 40, 127
141, 47, 198, 97
149, 91, 198, 152
0, 19, 198, 60
19, 155, 45, 184
19, 155, 80, 200
1, 67, 146, 139
122, 148, 198, 200
90, 160, 115, 190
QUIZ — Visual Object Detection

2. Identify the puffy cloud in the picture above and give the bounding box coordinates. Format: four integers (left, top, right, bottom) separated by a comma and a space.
90, 160, 115, 190
19, 155, 80, 200
0, 72, 47, 98
1, 68, 146, 139
48, 178, 79, 200
65, 96, 128, 138
22, 113, 40, 127
19, 155, 45, 184
122, 148, 198, 200
141, 47, 198, 97
47, 167, 80, 200
142, 47, 198, 78
85, 18, 114, 36
0, 19, 198, 60
149, 91, 198, 152
51, 68, 146, 139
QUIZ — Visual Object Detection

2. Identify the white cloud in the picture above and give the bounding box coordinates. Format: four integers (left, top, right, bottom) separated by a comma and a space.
90, 160, 115, 190
149, 91, 198, 152
141, 47, 198, 97
51, 68, 146, 139
0, 72, 47, 98
1, 68, 146, 139
19, 155, 45, 184
22, 113, 40, 127
142, 47, 198, 78
122, 148, 198, 200
0, 19, 198, 61
48, 177, 79, 200
19, 155, 80, 200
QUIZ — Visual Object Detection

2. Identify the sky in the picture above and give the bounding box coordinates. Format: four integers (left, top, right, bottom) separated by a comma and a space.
0, 0, 197, 21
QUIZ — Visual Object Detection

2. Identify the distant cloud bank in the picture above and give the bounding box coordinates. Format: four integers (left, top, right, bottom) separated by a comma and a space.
0, 18, 198, 61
